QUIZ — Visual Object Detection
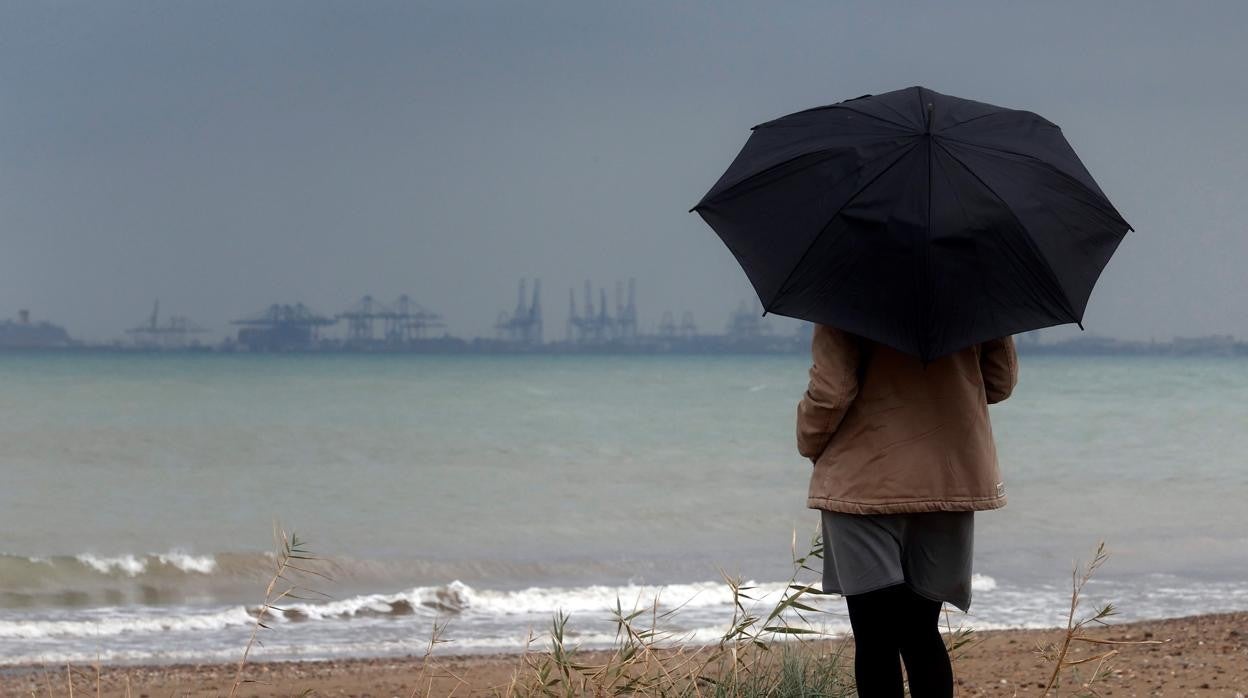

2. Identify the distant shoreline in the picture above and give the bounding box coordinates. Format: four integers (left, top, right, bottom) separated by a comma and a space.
1, 339, 1246, 357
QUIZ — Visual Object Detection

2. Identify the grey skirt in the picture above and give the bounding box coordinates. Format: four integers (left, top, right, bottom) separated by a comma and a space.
819, 509, 975, 612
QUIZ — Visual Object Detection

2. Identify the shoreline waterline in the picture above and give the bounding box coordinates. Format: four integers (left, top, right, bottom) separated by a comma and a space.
1, 611, 1245, 694
2, 566, 1246, 666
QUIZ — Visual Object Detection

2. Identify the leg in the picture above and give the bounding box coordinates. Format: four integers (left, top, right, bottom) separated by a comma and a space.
844, 586, 905, 698
896, 586, 953, 698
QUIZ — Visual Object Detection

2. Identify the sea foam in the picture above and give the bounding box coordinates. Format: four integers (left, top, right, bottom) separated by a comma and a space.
66, 551, 217, 576
0, 606, 254, 639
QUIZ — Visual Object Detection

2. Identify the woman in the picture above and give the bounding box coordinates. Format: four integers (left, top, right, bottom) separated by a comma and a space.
797, 324, 1018, 697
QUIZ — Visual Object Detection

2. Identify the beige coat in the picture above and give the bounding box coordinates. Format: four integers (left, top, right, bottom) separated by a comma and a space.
797, 325, 1018, 515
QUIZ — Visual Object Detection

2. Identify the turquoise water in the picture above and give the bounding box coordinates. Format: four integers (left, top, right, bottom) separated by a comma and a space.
1, 353, 1245, 663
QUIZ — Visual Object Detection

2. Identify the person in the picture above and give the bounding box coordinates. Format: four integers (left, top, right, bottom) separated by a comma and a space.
796, 324, 1018, 697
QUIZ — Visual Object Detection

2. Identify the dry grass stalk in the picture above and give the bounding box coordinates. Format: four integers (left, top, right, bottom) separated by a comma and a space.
228, 525, 331, 698
491, 527, 851, 697
1036, 541, 1162, 697
410, 616, 470, 698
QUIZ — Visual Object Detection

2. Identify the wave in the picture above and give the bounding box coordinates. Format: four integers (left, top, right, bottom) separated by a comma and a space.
74, 551, 219, 576
3, 550, 221, 580
0, 606, 255, 640
1, 546, 1003, 611
274, 578, 794, 621
0, 550, 798, 610
267, 574, 1008, 622
0, 575, 848, 639
6, 573, 1248, 666
0, 574, 1004, 639
0, 550, 272, 610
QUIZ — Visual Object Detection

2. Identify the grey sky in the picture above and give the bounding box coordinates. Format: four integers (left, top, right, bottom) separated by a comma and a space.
2, 1, 1246, 342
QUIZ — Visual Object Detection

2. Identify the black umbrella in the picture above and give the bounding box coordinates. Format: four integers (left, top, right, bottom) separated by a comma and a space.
691, 86, 1130, 361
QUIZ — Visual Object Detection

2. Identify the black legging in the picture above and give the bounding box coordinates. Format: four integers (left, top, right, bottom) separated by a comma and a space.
844, 583, 953, 698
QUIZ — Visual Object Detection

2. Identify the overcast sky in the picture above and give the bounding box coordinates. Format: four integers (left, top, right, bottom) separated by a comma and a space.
2, 1, 1246, 342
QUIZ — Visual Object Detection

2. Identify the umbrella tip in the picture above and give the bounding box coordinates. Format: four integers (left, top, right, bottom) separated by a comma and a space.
1077, 322, 1085, 331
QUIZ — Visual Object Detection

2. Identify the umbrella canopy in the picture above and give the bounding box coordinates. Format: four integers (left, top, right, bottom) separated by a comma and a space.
691, 86, 1131, 361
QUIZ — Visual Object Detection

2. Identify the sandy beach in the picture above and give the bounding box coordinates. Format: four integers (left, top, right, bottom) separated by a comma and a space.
4, 610, 1244, 696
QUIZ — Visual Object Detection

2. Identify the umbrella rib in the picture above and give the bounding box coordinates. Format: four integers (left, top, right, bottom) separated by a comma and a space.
933, 140, 1081, 324
931, 149, 1000, 346
935, 108, 1020, 133
695, 137, 917, 210
939, 136, 1130, 227
876, 97, 921, 131
762, 140, 922, 314
825, 104, 916, 132
943, 136, 1133, 235
754, 105, 914, 133
920, 86, 934, 358
947, 140, 1128, 319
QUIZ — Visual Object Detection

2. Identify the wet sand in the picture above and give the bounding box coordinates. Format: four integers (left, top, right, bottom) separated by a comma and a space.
4, 611, 1245, 696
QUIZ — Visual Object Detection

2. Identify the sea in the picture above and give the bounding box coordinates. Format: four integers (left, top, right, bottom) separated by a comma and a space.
0, 352, 1245, 665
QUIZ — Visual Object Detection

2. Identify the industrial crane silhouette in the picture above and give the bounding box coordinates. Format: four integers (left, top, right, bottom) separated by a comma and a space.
495, 279, 542, 345
339, 295, 447, 345
567, 278, 636, 344
126, 300, 207, 349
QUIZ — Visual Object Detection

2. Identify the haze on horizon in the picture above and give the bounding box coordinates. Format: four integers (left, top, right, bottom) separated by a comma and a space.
2, 1, 1246, 344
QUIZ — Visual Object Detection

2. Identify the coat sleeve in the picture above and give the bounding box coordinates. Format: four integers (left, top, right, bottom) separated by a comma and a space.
980, 335, 1019, 404
796, 324, 860, 462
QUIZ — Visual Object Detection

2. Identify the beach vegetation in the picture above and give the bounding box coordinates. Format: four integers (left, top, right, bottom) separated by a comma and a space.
1035, 540, 1162, 697
229, 525, 331, 698
28, 533, 1165, 697
499, 527, 854, 697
